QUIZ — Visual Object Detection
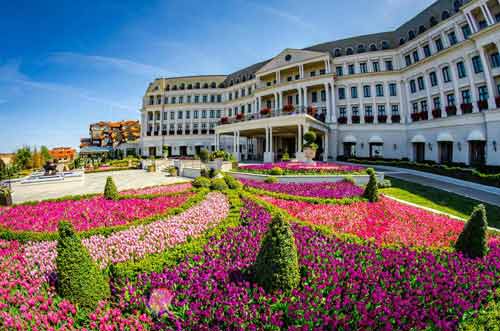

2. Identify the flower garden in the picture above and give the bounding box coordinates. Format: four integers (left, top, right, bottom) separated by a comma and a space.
237, 162, 365, 175
0, 174, 498, 330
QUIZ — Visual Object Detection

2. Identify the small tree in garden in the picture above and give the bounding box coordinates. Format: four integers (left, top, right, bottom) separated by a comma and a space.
199, 148, 210, 163
303, 131, 318, 150
455, 204, 488, 258
363, 168, 379, 202
104, 176, 118, 200
0, 186, 12, 206
56, 221, 110, 310
255, 213, 300, 293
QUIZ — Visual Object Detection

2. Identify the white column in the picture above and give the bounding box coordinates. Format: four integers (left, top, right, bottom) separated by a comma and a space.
322, 134, 328, 161
299, 65, 304, 79
279, 90, 283, 110
481, 4, 495, 25
298, 125, 302, 151
298, 87, 303, 110
465, 11, 479, 33
330, 83, 337, 123
450, 63, 462, 115
465, 55, 479, 112
303, 87, 308, 108
479, 47, 496, 109
324, 83, 331, 122
276, 71, 281, 85
269, 127, 273, 153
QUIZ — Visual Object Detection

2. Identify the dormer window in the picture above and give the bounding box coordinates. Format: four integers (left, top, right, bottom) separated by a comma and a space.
418, 25, 426, 34
408, 30, 416, 40
381, 41, 389, 49
430, 16, 438, 26
203, 83, 209, 88
211, 82, 216, 88
357, 45, 366, 53
285, 54, 292, 61
165, 85, 170, 91
399, 38, 406, 45
187, 84, 193, 89
195, 82, 200, 89
346, 48, 354, 55
369, 44, 377, 52
334, 49, 342, 57
180, 83, 185, 90
441, 10, 450, 20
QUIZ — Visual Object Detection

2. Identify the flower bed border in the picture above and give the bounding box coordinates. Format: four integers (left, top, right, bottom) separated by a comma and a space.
0, 189, 207, 242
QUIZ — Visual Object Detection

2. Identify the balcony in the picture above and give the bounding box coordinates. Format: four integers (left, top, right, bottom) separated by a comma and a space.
218, 106, 327, 126
256, 72, 333, 91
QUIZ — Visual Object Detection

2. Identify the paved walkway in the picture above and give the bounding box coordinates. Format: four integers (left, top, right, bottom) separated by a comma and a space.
10, 170, 190, 203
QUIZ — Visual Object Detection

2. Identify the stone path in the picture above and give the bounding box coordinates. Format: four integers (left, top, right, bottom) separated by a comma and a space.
10, 170, 189, 203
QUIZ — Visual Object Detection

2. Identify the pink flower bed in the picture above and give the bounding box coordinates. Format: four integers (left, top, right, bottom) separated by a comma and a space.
23, 192, 229, 272
240, 178, 363, 198
239, 162, 365, 174
0, 193, 193, 233
119, 182, 192, 196
261, 196, 470, 248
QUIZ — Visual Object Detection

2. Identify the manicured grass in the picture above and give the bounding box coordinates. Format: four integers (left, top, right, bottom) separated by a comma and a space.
381, 177, 500, 229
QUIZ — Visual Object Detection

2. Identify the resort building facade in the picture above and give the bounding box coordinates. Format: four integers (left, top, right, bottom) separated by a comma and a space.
140, 0, 500, 165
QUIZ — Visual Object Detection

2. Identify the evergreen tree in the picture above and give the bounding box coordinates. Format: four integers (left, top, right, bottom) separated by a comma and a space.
363, 168, 379, 202
104, 176, 119, 200
455, 204, 489, 258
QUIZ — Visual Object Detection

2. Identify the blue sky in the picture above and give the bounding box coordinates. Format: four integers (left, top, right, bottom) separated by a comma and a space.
0, 0, 435, 152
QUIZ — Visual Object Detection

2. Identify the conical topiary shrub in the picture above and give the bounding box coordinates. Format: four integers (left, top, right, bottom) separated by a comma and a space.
363, 168, 379, 202
254, 213, 300, 293
455, 204, 489, 258
104, 176, 118, 200
56, 221, 110, 310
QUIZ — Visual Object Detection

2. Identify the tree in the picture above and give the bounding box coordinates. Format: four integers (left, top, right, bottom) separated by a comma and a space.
40, 145, 51, 163
56, 221, 110, 310
32, 146, 42, 169
14, 146, 32, 169
104, 176, 119, 200
199, 148, 210, 163
303, 131, 318, 149
254, 213, 300, 293
455, 204, 488, 258
363, 168, 379, 202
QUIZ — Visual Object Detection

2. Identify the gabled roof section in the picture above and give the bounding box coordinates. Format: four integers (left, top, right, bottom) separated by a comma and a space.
256, 48, 328, 75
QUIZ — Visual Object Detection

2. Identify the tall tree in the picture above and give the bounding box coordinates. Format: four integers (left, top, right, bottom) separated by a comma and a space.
14, 146, 32, 169
40, 145, 51, 163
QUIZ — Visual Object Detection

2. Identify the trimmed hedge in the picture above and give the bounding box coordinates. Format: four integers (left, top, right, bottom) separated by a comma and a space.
345, 158, 500, 188
0, 189, 207, 242
193, 176, 211, 188
455, 204, 489, 258
104, 176, 118, 200
210, 178, 229, 191
363, 168, 379, 202
109, 189, 243, 280
223, 174, 242, 190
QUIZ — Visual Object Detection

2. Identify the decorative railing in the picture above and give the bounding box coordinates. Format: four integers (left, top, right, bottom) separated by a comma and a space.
218, 106, 327, 125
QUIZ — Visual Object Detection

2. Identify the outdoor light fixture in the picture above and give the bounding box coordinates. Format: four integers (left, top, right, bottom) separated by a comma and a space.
457, 142, 462, 151
494, 141, 497, 152
361, 143, 364, 149
428, 142, 432, 151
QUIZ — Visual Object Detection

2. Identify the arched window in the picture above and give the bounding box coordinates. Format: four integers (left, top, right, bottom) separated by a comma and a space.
203, 83, 209, 88
172, 85, 178, 91
195, 82, 200, 89
211, 82, 216, 88
334, 48, 342, 57
418, 25, 426, 34
165, 85, 170, 91
242, 76, 246, 82
230, 80, 234, 86
430, 16, 438, 26
187, 84, 192, 90
346, 48, 354, 55
399, 38, 406, 45
408, 30, 416, 40
441, 11, 450, 20
236, 79, 240, 84
179, 83, 185, 90
369, 44, 377, 52
357, 44, 366, 53
454, 0, 462, 12
381, 41, 389, 50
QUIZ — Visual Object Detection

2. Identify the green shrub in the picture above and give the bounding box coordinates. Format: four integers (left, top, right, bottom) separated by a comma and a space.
192, 176, 211, 188
458, 289, 499, 331
199, 148, 210, 163
363, 168, 379, 202
103, 176, 118, 200
254, 212, 300, 293
303, 131, 318, 150
377, 179, 392, 188
168, 166, 177, 176
210, 178, 229, 191
264, 176, 278, 184
342, 176, 355, 184
0, 186, 12, 206
281, 152, 290, 161
56, 221, 110, 310
200, 168, 209, 178
223, 175, 242, 189
208, 168, 219, 178
270, 167, 284, 176
455, 204, 488, 258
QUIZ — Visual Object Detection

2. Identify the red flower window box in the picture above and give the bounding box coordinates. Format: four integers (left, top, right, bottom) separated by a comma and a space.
445, 105, 457, 116
307, 106, 317, 116
283, 104, 295, 112
236, 113, 244, 120
338, 116, 348, 124
411, 113, 420, 121
377, 115, 388, 123
391, 115, 401, 123
419, 111, 428, 120
364, 115, 374, 123
477, 100, 488, 111
220, 117, 229, 124
260, 108, 271, 116
460, 103, 473, 114
351, 115, 360, 124
431, 108, 442, 118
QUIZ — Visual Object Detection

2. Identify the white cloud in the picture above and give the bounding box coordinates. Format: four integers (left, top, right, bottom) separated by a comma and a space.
48, 52, 177, 77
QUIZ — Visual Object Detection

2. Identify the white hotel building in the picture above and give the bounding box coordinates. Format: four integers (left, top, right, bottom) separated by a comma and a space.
140, 0, 500, 166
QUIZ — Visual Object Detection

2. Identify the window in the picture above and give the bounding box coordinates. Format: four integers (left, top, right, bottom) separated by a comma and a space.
491, 52, 500, 68
360, 62, 368, 73
363, 85, 371, 98
478, 86, 489, 101
457, 61, 467, 78
194, 95, 199, 103
321, 90, 326, 102
412, 102, 419, 113
320, 69, 326, 75
389, 83, 397, 97
385, 60, 393, 71
405, 55, 412, 66
377, 105, 386, 115
363, 105, 371, 116
171, 96, 177, 104
435, 38, 444, 52
156, 95, 162, 105
423, 44, 431, 57
339, 107, 346, 117
186, 111, 190, 119
310, 71, 316, 77
148, 112, 153, 121
433, 96, 441, 110
421, 100, 428, 113
447, 93, 456, 106
410, 80, 417, 93
448, 31, 458, 46
430, 71, 438, 86
202, 110, 207, 119
348, 64, 355, 75
194, 110, 199, 119
442, 66, 451, 83
187, 95, 192, 103
170, 112, 175, 120
336, 66, 344, 76
162, 111, 168, 120
391, 104, 399, 115
352, 106, 360, 116
217, 95, 222, 102
338, 87, 346, 100
412, 50, 420, 63
462, 89, 471, 104
376, 84, 384, 97
417, 77, 425, 91
472, 56, 483, 73
373, 61, 380, 72
351, 86, 358, 98
312, 91, 318, 103
462, 24, 472, 39
178, 111, 183, 119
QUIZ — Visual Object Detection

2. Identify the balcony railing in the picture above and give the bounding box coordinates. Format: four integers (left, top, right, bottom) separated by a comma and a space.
218, 106, 327, 126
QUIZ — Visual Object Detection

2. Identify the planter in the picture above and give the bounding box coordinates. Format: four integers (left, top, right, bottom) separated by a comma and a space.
260, 108, 271, 116
477, 100, 489, 111
377, 115, 387, 123
283, 104, 295, 113
419, 111, 428, 120
445, 106, 457, 116
351, 115, 360, 124
303, 146, 317, 163
364, 116, 374, 123
411, 113, 420, 121
338, 117, 348, 124
391, 115, 401, 123
307, 106, 317, 116
220, 117, 229, 124
432, 108, 442, 118
460, 103, 473, 114
236, 114, 244, 121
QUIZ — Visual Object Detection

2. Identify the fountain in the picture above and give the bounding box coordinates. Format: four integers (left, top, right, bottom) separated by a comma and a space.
20, 161, 84, 185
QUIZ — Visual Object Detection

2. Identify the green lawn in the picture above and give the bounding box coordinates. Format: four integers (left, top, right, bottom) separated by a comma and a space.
381, 177, 500, 229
